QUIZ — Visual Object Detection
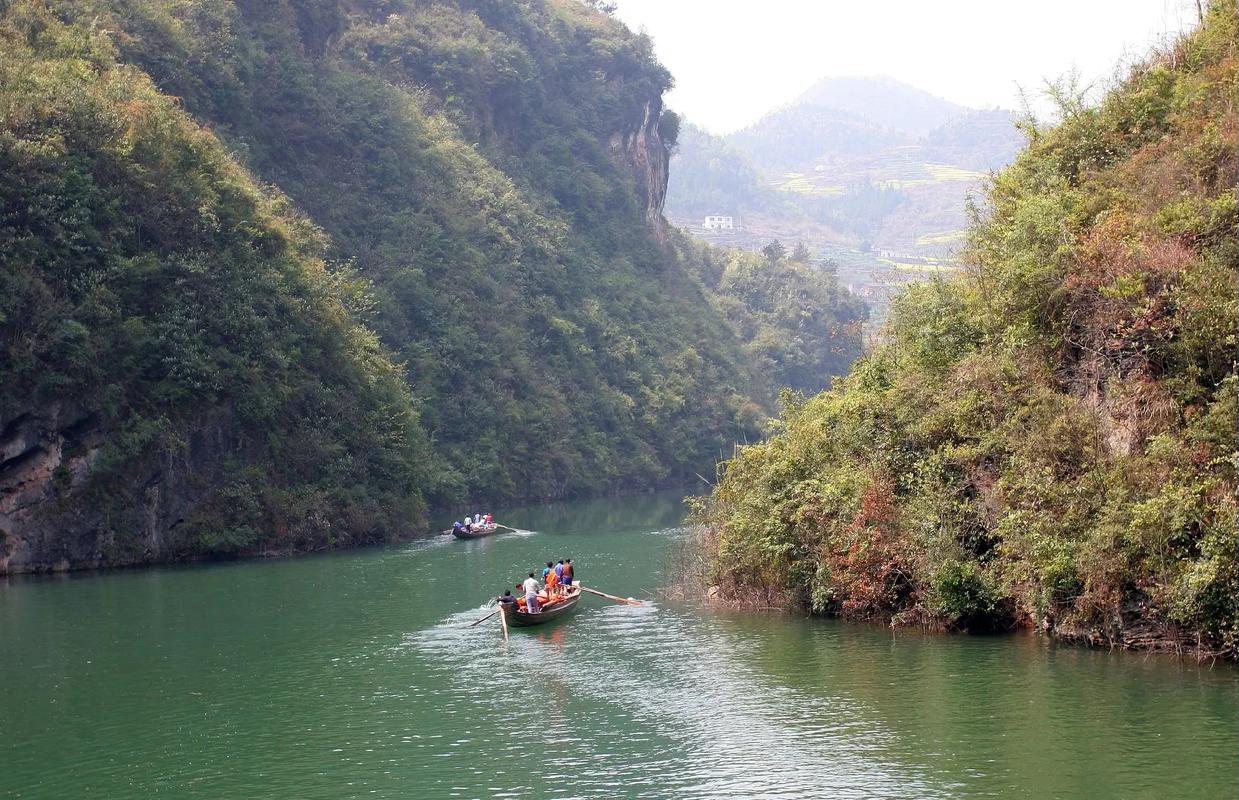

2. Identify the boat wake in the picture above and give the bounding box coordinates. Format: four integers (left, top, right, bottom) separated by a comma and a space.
406, 600, 951, 799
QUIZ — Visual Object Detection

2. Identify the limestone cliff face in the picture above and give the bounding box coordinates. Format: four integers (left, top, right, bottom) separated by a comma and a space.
0, 407, 242, 574
609, 98, 670, 228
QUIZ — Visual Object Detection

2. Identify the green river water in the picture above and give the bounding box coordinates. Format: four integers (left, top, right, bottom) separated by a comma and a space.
2, 492, 1236, 799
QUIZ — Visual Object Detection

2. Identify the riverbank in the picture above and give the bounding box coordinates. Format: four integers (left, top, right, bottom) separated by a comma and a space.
675, 517, 1235, 663
686, 3, 1238, 666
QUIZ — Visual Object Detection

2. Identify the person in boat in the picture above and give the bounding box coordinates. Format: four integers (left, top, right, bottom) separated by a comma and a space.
554, 559, 565, 586
452, 520, 464, 535
542, 561, 553, 581
497, 589, 517, 607
484, 513, 493, 525
522, 573, 541, 613
473, 513, 482, 526
563, 558, 574, 587
544, 565, 561, 599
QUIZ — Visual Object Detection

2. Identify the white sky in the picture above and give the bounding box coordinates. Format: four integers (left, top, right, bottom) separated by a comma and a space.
613, 0, 1202, 134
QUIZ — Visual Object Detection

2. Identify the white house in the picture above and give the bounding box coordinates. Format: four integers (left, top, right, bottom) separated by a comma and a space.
702, 215, 735, 230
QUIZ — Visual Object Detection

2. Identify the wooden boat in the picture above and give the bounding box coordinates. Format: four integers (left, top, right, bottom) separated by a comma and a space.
503, 584, 581, 627
448, 523, 504, 540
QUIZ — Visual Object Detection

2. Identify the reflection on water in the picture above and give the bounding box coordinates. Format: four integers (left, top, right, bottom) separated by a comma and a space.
2, 491, 1236, 799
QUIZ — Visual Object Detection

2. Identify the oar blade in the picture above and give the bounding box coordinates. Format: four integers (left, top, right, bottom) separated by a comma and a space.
579, 585, 643, 606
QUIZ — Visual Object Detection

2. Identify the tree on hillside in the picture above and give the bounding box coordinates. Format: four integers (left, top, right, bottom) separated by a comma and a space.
762, 240, 786, 263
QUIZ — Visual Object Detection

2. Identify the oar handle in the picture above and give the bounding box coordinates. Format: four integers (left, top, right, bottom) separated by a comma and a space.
579, 585, 643, 606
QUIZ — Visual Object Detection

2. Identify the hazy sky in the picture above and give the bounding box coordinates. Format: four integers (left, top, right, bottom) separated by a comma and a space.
613, 0, 1201, 134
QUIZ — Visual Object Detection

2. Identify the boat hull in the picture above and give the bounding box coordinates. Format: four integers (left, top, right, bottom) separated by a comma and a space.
450, 524, 501, 540
504, 586, 581, 627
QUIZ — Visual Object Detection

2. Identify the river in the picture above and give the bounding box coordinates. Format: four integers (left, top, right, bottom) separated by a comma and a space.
2, 492, 1235, 799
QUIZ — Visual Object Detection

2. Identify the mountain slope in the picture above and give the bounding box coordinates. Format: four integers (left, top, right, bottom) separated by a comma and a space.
0, 4, 432, 570
667, 76, 1024, 266
795, 75, 965, 136
75, 0, 771, 501
729, 104, 904, 175
694, 1, 1237, 658
0, 0, 866, 572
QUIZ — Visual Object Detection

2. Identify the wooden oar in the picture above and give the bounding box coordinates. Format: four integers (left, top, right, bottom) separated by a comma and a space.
468, 608, 499, 627
498, 603, 509, 641
579, 585, 643, 606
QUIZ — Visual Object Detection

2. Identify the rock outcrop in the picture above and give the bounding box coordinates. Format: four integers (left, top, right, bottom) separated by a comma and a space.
610, 98, 670, 227
0, 407, 246, 574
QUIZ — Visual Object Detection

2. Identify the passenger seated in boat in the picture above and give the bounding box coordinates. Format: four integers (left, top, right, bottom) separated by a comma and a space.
497, 589, 516, 606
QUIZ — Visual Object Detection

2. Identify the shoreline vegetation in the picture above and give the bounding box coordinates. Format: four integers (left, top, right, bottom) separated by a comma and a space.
687, 2, 1238, 662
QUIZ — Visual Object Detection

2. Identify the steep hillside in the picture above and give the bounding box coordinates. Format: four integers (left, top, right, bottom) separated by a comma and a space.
85, 0, 863, 502
0, 5, 432, 570
693, 2, 1237, 658
729, 104, 906, 176
0, 0, 866, 571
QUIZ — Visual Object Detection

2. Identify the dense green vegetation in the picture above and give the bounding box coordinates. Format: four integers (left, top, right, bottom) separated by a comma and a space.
0, 0, 864, 567
66, 0, 863, 502
683, 240, 866, 399
0, 4, 431, 557
694, 3, 1237, 658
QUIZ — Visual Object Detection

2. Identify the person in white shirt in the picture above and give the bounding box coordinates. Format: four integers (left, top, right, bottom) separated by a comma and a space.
522, 573, 541, 613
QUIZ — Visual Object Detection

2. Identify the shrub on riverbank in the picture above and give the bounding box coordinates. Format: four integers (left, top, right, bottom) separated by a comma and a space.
694, 1, 1238, 658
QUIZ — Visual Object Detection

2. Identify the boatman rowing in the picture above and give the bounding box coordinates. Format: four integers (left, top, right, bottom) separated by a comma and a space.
522, 572, 541, 614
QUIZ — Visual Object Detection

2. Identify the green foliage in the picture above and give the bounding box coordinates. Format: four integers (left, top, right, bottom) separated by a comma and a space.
2, 0, 867, 567
695, 3, 1238, 657
66, 0, 866, 504
658, 108, 681, 148
0, 1, 431, 558
929, 560, 1003, 632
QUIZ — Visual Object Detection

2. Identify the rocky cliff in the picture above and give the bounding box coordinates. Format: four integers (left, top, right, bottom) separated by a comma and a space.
0, 408, 251, 572
610, 98, 671, 225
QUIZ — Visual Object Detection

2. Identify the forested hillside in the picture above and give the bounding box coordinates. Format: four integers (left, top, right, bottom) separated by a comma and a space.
694, 2, 1237, 658
0, 4, 432, 567
0, 0, 864, 572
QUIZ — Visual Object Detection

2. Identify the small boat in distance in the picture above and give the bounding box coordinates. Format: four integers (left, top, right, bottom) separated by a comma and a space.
447, 523, 505, 540
504, 584, 582, 627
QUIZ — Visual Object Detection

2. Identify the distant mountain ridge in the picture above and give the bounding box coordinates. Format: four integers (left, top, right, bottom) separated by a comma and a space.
666, 76, 1025, 294
794, 75, 967, 136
